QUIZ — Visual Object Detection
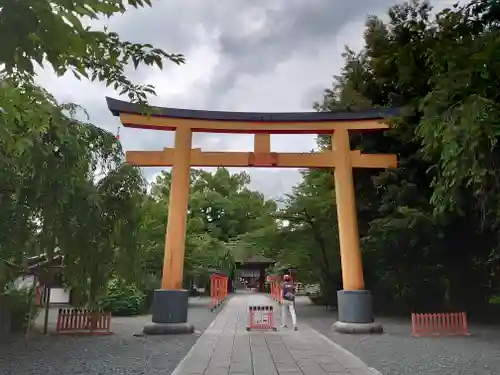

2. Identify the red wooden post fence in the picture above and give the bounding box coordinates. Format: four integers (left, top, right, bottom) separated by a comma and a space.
56, 308, 111, 335
411, 312, 470, 337
269, 276, 283, 304
210, 273, 228, 311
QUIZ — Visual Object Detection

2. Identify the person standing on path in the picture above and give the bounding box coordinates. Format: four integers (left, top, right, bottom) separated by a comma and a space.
281, 274, 298, 330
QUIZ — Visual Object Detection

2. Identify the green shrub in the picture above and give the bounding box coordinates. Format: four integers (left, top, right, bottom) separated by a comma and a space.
97, 278, 145, 316
140, 274, 161, 313
264, 283, 271, 294
490, 295, 500, 305
5, 287, 40, 333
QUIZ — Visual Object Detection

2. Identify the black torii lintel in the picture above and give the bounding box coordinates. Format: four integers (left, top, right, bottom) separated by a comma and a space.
105, 97, 402, 123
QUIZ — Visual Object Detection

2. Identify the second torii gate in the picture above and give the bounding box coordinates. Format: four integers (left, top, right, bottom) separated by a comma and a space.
106, 97, 398, 335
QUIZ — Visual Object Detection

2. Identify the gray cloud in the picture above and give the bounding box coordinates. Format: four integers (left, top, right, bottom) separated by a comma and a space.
103, 0, 401, 110
202, 1, 378, 109
37, 0, 454, 198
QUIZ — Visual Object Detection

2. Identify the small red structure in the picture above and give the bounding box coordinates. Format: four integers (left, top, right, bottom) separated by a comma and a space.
269, 276, 283, 304
411, 312, 470, 337
247, 305, 277, 331
56, 308, 111, 335
210, 272, 229, 311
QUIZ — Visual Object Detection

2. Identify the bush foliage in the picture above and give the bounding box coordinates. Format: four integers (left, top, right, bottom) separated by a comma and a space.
97, 278, 145, 316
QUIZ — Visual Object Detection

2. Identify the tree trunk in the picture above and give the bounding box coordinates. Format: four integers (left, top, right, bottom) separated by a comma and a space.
43, 285, 51, 335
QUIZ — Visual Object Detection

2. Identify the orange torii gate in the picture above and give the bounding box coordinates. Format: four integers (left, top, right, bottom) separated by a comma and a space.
106, 97, 398, 335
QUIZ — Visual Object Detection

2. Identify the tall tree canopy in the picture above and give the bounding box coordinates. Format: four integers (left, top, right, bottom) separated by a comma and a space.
0, 82, 147, 304
139, 168, 278, 285
0, 0, 181, 305
0, 0, 184, 102
266, 0, 500, 316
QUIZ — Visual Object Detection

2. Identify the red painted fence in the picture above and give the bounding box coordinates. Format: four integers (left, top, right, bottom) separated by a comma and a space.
56, 308, 111, 335
269, 276, 283, 304
210, 273, 229, 311
411, 312, 470, 337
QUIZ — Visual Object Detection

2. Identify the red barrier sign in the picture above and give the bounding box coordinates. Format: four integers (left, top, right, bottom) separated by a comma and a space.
246, 305, 277, 331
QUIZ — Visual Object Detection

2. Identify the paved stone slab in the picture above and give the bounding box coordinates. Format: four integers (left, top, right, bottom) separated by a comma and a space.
171, 293, 379, 375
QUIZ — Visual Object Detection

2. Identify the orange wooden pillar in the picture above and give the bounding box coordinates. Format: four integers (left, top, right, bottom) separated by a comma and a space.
144, 127, 195, 335
332, 129, 364, 291
162, 127, 192, 290
254, 133, 270, 153
331, 129, 381, 333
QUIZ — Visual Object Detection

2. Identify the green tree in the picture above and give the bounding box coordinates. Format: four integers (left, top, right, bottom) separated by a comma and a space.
275, 0, 500, 315
0, 0, 184, 102
0, 0, 184, 304
0, 82, 146, 307
140, 168, 278, 285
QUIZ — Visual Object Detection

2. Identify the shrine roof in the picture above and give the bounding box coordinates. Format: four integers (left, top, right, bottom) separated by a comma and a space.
235, 255, 275, 265
207, 268, 229, 277
106, 97, 400, 123
2, 250, 64, 275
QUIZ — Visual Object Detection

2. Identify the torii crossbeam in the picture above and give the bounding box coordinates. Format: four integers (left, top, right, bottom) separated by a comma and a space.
106, 97, 399, 335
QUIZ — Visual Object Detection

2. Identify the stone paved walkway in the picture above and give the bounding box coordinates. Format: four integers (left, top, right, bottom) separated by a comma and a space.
172, 293, 379, 375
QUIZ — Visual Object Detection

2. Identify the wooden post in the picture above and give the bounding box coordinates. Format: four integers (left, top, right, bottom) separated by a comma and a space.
332, 129, 365, 291
259, 268, 265, 293
162, 127, 192, 290
254, 134, 271, 153
43, 284, 51, 335
25, 274, 38, 339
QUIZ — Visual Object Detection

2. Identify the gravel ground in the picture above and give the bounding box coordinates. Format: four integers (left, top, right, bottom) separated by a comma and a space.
295, 297, 500, 375
0, 296, 221, 375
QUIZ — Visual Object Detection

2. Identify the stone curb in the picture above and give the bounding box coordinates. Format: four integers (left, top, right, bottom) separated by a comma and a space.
309, 327, 383, 375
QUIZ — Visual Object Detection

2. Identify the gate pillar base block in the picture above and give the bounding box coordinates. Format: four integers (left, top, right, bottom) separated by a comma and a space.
332, 289, 383, 334
143, 289, 194, 335
143, 322, 194, 335
332, 321, 383, 334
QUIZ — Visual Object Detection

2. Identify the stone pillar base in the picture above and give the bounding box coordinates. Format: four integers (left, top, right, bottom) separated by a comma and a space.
332, 290, 383, 334
332, 321, 383, 334
143, 322, 194, 335
143, 289, 194, 335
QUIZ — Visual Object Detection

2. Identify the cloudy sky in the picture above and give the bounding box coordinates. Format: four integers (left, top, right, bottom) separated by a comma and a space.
37, 0, 459, 199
